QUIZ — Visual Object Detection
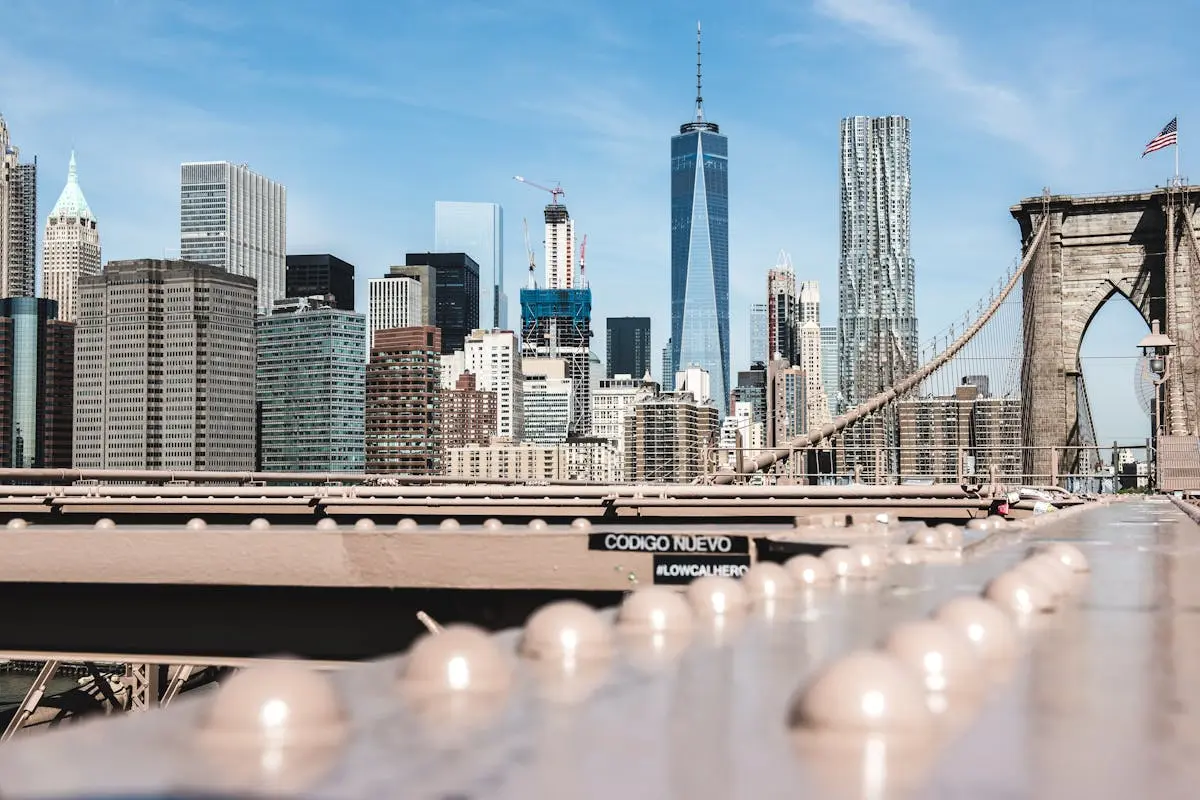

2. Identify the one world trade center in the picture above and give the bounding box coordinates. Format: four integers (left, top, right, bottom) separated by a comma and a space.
670, 23, 729, 415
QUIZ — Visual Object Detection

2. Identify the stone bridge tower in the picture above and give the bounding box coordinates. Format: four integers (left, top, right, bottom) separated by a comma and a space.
1012, 187, 1200, 481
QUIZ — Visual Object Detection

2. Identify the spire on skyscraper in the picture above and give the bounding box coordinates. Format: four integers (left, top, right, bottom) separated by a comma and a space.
50, 150, 94, 221
695, 21, 704, 122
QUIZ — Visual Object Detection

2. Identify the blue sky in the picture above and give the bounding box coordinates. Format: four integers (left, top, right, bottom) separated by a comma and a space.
0, 0, 1190, 446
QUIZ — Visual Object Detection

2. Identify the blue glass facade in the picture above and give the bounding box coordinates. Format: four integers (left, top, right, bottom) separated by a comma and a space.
671, 123, 729, 415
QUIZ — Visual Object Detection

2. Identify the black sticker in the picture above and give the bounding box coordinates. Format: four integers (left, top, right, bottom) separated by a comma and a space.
588, 532, 750, 555
652, 554, 751, 584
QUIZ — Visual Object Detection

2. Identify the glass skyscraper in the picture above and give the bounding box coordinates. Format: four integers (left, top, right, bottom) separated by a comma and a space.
0, 298, 74, 468
671, 26, 729, 415
256, 297, 366, 471
434, 201, 504, 329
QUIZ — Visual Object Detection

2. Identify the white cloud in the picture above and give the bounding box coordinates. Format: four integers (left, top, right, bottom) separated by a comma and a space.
812, 0, 1065, 165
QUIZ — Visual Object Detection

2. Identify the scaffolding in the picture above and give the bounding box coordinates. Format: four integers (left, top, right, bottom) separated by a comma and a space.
520, 288, 593, 436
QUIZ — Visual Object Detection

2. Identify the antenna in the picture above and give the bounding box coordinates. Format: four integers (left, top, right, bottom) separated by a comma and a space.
695, 21, 704, 121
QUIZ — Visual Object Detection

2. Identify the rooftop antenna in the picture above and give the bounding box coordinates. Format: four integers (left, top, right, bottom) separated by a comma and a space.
695, 21, 704, 121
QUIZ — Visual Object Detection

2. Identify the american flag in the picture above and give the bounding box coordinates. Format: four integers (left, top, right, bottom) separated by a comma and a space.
1142, 118, 1178, 157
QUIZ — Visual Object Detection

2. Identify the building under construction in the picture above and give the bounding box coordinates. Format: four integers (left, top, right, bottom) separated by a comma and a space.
520, 287, 593, 436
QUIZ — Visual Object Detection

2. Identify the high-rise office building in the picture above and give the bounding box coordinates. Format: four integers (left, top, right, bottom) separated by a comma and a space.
368, 276, 423, 347
74, 260, 257, 469
671, 24, 729, 415
400, 253, 480, 355
624, 383, 719, 483
898, 382, 1020, 483
606, 317, 652, 379
749, 303, 768, 365
0, 118, 37, 299
0, 298, 74, 468
798, 280, 820, 325
661, 339, 675, 391
43, 153, 101, 323
435, 202, 505, 328
285, 254, 355, 311
799, 321, 831, 428
256, 296, 366, 472
456, 329, 524, 441
441, 372, 497, 450
180, 161, 287, 312
838, 116, 918, 406
366, 326, 442, 475
821, 325, 839, 412
594, 373, 658, 482
733, 363, 767, 437
522, 357, 572, 444
771, 363, 806, 444
767, 257, 798, 364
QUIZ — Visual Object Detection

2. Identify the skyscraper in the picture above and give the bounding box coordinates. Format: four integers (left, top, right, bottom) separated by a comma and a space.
838, 116, 918, 407
820, 325, 839, 412
0, 298, 74, 468
366, 326, 443, 475
435, 202, 505, 328
464, 329, 524, 441
180, 161, 287, 312
368, 275, 423, 347
285, 254, 355, 311
402, 252, 481, 355
43, 153, 101, 323
256, 296, 366, 471
748, 303, 767, 365
544, 203, 576, 290
521, 288, 593, 435
606, 317, 652, 379
798, 280, 820, 325
671, 23, 729, 415
0, 118, 37, 299
74, 260, 257, 470
767, 256, 798, 365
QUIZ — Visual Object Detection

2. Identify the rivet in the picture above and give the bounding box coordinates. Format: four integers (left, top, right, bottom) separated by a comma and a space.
185, 518, 207, 531
890, 545, 926, 565
5, 518, 27, 530
882, 619, 982, 700
396, 518, 418, 531
784, 554, 835, 585
1016, 553, 1073, 598
482, 518, 504, 531
403, 624, 513, 697
439, 518, 461, 531
570, 518, 592, 530
848, 544, 887, 577
249, 518, 270, 530
519, 600, 614, 663
685, 575, 750, 618
934, 523, 963, 548
983, 569, 1055, 616
820, 547, 866, 579
932, 596, 1019, 664
616, 586, 694, 635
788, 650, 933, 734
94, 518, 116, 530
965, 518, 990, 532
1034, 542, 1089, 573
528, 518, 548, 531
315, 518, 338, 531
354, 518, 376, 531
741, 562, 796, 604
908, 528, 943, 548
195, 661, 348, 793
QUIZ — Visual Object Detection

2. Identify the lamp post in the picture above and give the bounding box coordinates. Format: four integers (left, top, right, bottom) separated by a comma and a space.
1138, 319, 1175, 489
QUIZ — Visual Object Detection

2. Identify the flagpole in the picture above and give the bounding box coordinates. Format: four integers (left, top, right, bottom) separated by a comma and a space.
1176, 115, 1180, 180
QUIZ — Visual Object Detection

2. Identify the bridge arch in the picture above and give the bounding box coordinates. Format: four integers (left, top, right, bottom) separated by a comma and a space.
1013, 189, 1200, 481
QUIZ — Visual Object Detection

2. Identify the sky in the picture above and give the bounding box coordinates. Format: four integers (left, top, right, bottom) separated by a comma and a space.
0, 0, 1192, 448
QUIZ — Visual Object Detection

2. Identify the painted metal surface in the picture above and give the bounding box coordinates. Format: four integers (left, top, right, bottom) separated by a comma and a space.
0, 499, 1191, 798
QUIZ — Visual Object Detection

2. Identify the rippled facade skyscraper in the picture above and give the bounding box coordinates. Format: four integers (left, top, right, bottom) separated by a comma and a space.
671, 24, 729, 415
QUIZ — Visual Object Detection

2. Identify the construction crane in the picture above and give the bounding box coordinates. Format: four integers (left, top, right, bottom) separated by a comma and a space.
513, 175, 565, 205
579, 234, 589, 288
523, 217, 537, 289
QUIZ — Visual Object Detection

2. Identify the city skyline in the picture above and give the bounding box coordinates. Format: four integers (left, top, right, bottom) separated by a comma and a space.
0, 0, 1189, 444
